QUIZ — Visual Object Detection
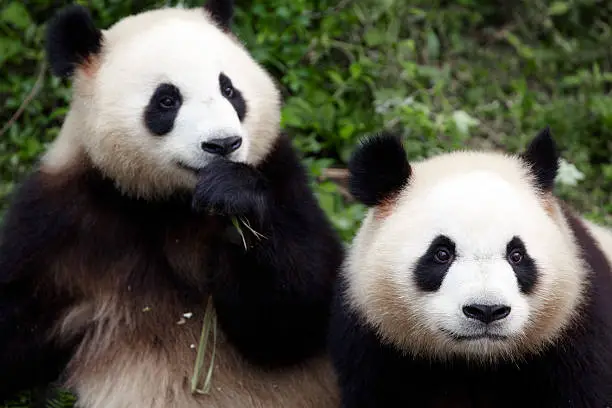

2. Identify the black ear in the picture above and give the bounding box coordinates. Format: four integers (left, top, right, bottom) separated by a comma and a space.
204, 0, 234, 31
45, 5, 103, 78
520, 126, 559, 192
348, 133, 412, 207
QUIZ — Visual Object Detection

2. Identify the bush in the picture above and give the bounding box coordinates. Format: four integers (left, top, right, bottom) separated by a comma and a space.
1, 0, 611, 406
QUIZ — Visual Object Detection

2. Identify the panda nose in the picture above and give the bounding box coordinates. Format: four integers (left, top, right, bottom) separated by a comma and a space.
462, 304, 511, 324
201, 136, 242, 156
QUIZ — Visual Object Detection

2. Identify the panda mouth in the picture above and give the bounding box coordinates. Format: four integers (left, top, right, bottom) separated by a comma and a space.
440, 328, 509, 342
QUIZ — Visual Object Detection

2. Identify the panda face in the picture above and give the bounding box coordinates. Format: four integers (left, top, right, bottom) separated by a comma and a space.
53, 8, 280, 198
396, 172, 538, 356
135, 66, 249, 170
346, 153, 586, 362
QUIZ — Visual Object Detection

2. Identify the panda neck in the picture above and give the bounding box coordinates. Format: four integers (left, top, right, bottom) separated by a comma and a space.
42, 147, 195, 213
81, 164, 194, 212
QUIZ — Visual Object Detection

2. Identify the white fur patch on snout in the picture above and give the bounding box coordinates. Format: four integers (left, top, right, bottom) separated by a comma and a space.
427, 260, 530, 341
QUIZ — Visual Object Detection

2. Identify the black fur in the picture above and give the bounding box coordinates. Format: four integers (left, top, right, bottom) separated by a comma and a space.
413, 235, 456, 292
0, 173, 84, 401
144, 83, 183, 136
348, 133, 411, 207
219, 73, 247, 122
0, 134, 344, 402
328, 209, 612, 407
520, 126, 560, 193
506, 236, 538, 294
45, 5, 102, 78
204, 0, 234, 31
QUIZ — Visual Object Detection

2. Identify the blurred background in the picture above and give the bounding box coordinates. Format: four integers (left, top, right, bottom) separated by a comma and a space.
2, 0, 612, 243
1, 0, 611, 406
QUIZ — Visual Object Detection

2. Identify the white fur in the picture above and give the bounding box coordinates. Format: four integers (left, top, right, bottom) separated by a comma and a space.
346, 151, 592, 362
43, 7, 281, 198
55, 299, 339, 408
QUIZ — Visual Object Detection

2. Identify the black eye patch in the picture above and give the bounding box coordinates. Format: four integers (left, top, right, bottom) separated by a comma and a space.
506, 236, 538, 294
413, 235, 457, 292
219, 73, 247, 122
144, 83, 183, 136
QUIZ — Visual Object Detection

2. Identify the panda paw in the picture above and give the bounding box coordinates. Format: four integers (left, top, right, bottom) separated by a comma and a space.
192, 159, 268, 223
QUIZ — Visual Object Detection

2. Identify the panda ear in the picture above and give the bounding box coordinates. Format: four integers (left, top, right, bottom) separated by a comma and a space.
520, 126, 560, 193
204, 0, 234, 31
45, 5, 103, 78
348, 133, 412, 207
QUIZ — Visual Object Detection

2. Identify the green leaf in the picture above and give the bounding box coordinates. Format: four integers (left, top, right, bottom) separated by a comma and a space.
0, 37, 22, 67
364, 29, 385, 46
281, 106, 305, 128
349, 63, 363, 79
548, 2, 569, 16
339, 122, 356, 139
327, 70, 345, 86
426, 31, 440, 60
1, 2, 33, 29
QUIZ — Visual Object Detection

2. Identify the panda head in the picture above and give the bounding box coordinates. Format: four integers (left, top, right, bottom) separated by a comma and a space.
345, 128, 587, 363
43, 0, 281, 198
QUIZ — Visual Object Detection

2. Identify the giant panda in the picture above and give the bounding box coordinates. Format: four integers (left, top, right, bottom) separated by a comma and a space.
0, 1, 344, 407
328, 128, 612, 407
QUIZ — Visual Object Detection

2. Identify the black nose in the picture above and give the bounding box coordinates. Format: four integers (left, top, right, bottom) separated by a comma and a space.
462, 304, 511, 324
201, 136, 242, 156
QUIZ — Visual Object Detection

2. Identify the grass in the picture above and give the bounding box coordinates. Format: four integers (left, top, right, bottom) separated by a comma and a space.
1, 0, 611, 406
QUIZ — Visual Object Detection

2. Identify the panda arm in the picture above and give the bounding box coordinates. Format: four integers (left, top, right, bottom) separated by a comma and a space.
0, 173, 78, 401
194, 135, 344, 367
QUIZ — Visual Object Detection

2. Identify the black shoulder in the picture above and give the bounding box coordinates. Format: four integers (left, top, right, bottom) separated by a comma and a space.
0, 170, 82, 402
0, 170, 79, 283
328, 278, 410, 407
538, 202, 612, 404
560, 204, 612, 282
256, 133, 308, 182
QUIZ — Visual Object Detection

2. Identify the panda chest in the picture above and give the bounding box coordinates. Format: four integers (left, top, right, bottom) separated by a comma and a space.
125, 209, 234, 284
162, 219, 222, 279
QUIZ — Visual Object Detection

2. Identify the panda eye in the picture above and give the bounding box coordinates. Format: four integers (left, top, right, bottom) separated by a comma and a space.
433, 247, 453, 264
219, 73, 236, 99
223, 84, 235, 98
508, 249, 524, 264
159, 95, 177, 110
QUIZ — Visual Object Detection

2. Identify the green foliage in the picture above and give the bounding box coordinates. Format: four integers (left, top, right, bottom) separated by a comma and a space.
1, 0, 611, 406
1, 388, 76, 408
